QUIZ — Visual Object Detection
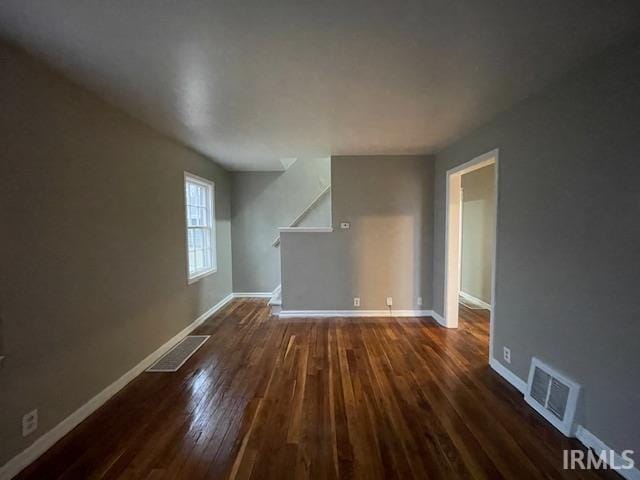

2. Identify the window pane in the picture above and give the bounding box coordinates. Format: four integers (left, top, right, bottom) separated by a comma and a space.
203, 248, 211, 269
195, 249, 204, 270
193, 184, 202, 206
193, 185, 201, 207
189, 183, 197, 205
191, 185, 203, 207
188, 207, 203, 227
201, 207, 208, 226
202, 229, 211, 249
188, 229, 195, 250
188, 251, 195, 273
199, 185, 206, 207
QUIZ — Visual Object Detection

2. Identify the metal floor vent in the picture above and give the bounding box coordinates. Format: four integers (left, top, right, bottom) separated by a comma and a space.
146, 335, 210, 372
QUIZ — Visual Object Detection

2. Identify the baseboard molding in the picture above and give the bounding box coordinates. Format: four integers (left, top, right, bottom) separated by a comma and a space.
489, 358, 638, 479
429, 310, 447, 327
278, 309, 438, 319
489, 358, 527, 393
459, 291, 492, 310
0, 292, 234, 480
232, 292, 272, 298
575, 426, 640, 480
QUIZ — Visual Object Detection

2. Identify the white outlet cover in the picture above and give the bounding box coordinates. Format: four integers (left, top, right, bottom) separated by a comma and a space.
417, 297, 423, 306
386, 297, 393, 306
22, 409, 38, 437
353, 297, 360, 307
503, 347, 511, 364
340, 222, 350, 229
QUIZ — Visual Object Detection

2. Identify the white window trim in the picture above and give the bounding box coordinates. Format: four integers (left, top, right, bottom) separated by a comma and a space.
184, 172, 217, 284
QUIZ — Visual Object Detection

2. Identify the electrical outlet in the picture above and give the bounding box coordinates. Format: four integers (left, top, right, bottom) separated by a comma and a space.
353, 297, 360, 307
340, 222, 350, 229
417, 296, 423, 306
386, 297, 393, 307
503, 346, 511, 364
22, 409, 38, 437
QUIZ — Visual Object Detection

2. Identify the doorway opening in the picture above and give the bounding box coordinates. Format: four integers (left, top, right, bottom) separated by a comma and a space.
444, 149, 498, 359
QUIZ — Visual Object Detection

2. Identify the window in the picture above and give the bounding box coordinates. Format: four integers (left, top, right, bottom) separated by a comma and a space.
184, 173, 216, 283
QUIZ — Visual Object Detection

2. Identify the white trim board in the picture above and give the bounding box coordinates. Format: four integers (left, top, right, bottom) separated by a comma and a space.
459, 291, 492, 311
576, 426, 640, 480
279, 309, 438, 319
232, 292, 272, 298
429, 310, 447, 327
0, 293, 234, 480
489, 358, 527, 393
278, 226, 333, 233
278, 309, 450, 328
489, 358, 639, 480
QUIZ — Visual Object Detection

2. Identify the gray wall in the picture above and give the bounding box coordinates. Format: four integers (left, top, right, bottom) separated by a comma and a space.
433, 37, 640, 454
461, 165, 495, 303
0, 43, 233, 466
230, 158, 330, 293
281, 155, 434, 311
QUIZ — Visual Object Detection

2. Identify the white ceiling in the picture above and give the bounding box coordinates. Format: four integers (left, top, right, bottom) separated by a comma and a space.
1, 1, 639, 170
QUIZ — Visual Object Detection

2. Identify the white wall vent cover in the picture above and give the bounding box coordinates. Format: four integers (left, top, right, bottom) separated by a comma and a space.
146, 335, 210, 372
525, 357, 581, 436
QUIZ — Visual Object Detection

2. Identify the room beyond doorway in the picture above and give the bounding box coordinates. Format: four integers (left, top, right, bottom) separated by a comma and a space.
444, 149, 497, 358
460, 163, 495, 312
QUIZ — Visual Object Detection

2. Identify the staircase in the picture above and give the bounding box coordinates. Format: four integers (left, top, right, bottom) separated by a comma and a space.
268, 184, 330, 316
272, 185, 331, 247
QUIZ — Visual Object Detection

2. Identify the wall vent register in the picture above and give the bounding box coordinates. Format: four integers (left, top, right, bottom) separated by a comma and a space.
525, 357, 580, 436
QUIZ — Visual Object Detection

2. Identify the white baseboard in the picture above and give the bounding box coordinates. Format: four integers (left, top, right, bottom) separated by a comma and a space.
232, 292, 272, 298
575, 426, 640, 480
278, 309, 438, 319
489, 358, 638, 479
429, 310, 447, 327
489, 357, 527, 393
0, 292, 234, 480
459, 291, 492, 310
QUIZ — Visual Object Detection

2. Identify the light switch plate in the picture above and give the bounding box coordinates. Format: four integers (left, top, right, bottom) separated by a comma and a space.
340, 222, 350, 229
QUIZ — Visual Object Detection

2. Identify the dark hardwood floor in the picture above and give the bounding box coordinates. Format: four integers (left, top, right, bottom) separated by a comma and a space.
16, 300, 616, 480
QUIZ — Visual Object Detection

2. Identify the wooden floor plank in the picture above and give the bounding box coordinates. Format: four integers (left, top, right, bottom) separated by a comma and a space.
15, 300, 619, 480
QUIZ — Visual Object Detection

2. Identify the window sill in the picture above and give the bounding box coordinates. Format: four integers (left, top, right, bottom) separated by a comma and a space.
187, 268, 217, 285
